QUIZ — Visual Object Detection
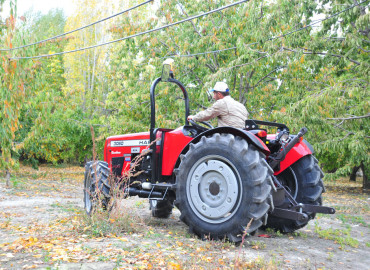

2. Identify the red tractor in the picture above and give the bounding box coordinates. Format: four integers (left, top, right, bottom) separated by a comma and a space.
84, 61, 334, 242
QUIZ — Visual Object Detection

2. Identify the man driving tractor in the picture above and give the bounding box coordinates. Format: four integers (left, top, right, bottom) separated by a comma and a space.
187, 82, 249, 129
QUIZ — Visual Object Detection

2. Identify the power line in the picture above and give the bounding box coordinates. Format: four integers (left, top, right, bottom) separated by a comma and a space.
0, 0, 153, 52
172, 0, 369, 58
10, 0, 368, 60
10, 0, 250, 60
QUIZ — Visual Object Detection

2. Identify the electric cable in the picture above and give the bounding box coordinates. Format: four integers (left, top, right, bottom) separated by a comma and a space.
0, 0, 153, 52
8, 0, 368, 60
9, 0, 250, 60
172, 0, 369, 58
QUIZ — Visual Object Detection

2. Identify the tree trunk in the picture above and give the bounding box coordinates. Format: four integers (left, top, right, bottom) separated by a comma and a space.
350, 165, 360, 182
361, 162, 370, 190
5, 169, 10, 188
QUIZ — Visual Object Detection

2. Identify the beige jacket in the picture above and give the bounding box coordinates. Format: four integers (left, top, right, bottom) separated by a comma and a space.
193, 96, 248, 129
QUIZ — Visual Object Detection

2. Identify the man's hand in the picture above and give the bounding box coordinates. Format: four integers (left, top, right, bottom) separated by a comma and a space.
187, 115, 194, 121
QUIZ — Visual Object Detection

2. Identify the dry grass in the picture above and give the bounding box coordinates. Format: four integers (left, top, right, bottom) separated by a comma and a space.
324, 176, 365, 194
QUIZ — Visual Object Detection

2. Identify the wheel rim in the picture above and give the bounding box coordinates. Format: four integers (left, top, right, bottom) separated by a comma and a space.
278, 167, 298, 199
84, 175, 93, 213
186, 155, 242, 224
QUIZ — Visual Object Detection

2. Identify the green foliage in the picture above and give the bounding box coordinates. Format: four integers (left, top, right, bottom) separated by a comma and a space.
272, 0, 369, 179
314, 222, 359, 248
337, 213, 368, 227
21, 108, 93, 164
1, 0, 369, 186
0, 0, 26, 176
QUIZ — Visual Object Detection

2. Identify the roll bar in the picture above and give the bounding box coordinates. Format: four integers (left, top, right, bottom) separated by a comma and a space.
149, 77, 190, 143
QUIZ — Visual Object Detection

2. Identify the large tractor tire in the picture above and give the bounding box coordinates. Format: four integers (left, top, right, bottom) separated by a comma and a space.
176, 133, 273, 242
266, 154, 324, 232
83, 161, 111, 215
150, 198, 174, 218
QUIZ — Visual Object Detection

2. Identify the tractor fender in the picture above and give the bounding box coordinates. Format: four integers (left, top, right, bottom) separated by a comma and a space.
303, 139, 314, 154
274, 138, 313, 175
176, 127, 270, 171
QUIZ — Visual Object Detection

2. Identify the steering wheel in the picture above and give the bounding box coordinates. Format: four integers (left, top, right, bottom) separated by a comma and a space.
189, 119, 214, 129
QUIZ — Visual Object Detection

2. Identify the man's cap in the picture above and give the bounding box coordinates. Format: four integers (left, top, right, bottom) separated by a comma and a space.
211, 82, 229, 93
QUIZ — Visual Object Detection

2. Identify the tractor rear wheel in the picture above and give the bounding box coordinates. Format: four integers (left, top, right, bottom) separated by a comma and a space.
150, 198, 174, 218
83, 161, 111, 215
265, 154, 324, 232
176, 133, 273, 242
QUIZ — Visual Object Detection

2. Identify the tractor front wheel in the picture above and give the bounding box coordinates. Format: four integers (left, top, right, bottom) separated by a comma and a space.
176, 133, 273, 242
83, 161, 111, 215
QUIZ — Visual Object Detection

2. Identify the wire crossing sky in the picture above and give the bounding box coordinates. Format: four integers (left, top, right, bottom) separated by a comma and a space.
6, 0, 369, 60
9, 0, 250, 60
0, 0, 153, 52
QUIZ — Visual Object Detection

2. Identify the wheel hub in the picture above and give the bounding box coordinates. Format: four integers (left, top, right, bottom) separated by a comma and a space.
209, 181, 220, 196
187, 156, 241, 223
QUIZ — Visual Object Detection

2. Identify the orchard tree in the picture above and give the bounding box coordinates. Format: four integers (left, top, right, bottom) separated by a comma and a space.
61, 0, 119, 157
0, 0, 26, 187
107, 0, 368, 187
272, 0, 369, 187
106, 0, 319, 130
63, 0, 115, 121
16, 10, 74, 165
1, 0, 367, 188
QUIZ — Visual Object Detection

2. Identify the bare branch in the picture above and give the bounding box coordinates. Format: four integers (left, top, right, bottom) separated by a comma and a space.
250, 66, 286, 89
338, 132, 355, 141
178, 3, 202, 37
327, 114, 370, 120
226, 55, 268, 70
358, 47, 370, 53
323, 36, 345, 41
205, 63, 217, 73
257, 0, 264, 19
282, 47, 362, 66
158, 39, 169, 48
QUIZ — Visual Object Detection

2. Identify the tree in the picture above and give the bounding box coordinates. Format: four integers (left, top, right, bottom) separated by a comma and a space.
272, 0, 369, 187
107, 0, 368, 187
0, 0, 25, 187
14, 9, 96, 165
2, 0, 367, 188
61, 0, 118, 157
63, 0, 114, 122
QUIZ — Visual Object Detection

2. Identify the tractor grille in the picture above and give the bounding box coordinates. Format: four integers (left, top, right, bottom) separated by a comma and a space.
111, 157, 125, 176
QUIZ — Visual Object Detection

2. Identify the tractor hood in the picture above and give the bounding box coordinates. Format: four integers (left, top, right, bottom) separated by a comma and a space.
104, 132, 150, 175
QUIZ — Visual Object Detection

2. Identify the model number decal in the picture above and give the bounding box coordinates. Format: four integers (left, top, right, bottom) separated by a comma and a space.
111, 140, 150, 147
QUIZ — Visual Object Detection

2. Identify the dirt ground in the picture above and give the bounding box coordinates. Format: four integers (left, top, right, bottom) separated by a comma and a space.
0, 165, 369, 269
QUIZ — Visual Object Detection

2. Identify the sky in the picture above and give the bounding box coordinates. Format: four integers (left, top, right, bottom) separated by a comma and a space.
1, 0, 75, 17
